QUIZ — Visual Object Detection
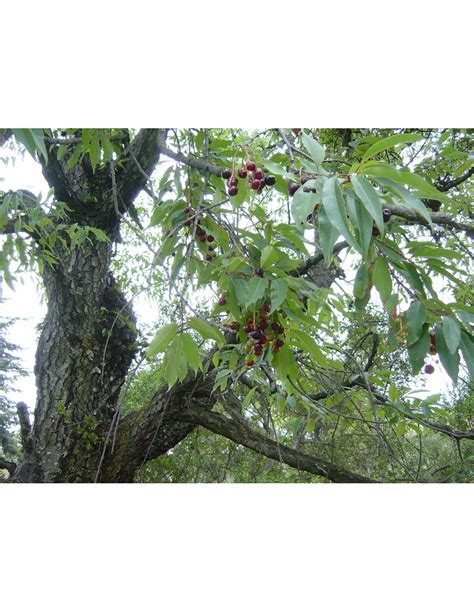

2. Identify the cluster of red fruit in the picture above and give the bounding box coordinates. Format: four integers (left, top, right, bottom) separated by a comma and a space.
183, 207, 216, 261
221, 161, 276, 197
372, 208, 392, 236
424, 331, 437, 374
242, 303, 285, 367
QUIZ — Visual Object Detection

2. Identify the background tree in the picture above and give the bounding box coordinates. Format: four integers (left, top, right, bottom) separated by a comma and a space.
0, 127, 472, 483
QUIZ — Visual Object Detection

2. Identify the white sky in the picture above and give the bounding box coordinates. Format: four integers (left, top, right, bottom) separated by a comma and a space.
0, 139, 455, 413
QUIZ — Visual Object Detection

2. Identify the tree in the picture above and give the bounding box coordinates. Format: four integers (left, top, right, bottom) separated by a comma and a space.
0, 127, 473, 483
0, 295, 26, 479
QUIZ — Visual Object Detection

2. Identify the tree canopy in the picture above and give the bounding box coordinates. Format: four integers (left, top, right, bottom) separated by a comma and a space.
0, 127, 473, 483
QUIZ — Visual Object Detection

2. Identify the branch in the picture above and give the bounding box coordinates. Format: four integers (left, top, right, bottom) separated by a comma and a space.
0, 457, 16, 476
180, 405, 375, 483
156, 130, 223, 176
293, 241, 348, 277
385, 202, 474, 235
437, 166, 474, 192
98, 372, 216, 482
115, 129, 165, 205
17, 402, 34, 456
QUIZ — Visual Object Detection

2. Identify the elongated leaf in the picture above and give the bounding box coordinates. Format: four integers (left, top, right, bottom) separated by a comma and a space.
435, 326, 459, 383
291, 329, 326, 366
321, 177, 359, 252
188, 317, 225, 347
362, 164, 448, 203
263, 160, 294, 179
442, 316, 461, 355
407, 324, 430, 374
291, 187, 319, 226
372, 256, 392, 304
181, 332, 202, 372
260, 245, 280, 269
351, 176, 384, 232
147, 323, 178, 358
244, 277, 268, 308
460, 331, 474, 380
270, 278, 288, 313
406, 301, 427, 346
377, 179, 433, 226
301, 132, 325, 166
353, 195, 373, 256
318, 202, 339, 264
353, 262, 369, 299
362, 132, 423, 161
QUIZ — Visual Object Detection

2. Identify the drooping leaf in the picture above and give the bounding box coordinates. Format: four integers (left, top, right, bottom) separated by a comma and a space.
244, 277, 268, 308
407, 323, 430, 374
260, 245, 280, 269
406, 301, 427, 346
372, 256, 392, 304
321, 177, 359, 252
147, 323, 178, 358
435, 326, 460, 383
270, 278, 288, 313
442, 316, 461, 355
181, 332, 202, 372
353, 262, 369, 299
188, 317, 225, 347
291, 187, 319, 226
351, 176, 384, 232
459, 331, 474, 380
301, 132, 325, 166
318, 202, 339, 265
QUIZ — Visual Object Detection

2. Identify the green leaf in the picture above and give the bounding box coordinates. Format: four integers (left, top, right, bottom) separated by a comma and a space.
407, 324, 430, 374
270, 278, 288, 313
353, 262, 369, 299
147, 323, 178, 358
318, 202, 340, 265
406, 301, 427, 345
181, 332, 202, 372
372, 256, 392, 304
460, 331, 474, 380
12, 129, 48, 161
321, 177, 359, 252
351, 176, 384, 232
361, 132, 423, 161
244, 277, 268, 308
290, 187, 319, 226
260, 245, 280, 269
188, 317, 225, 347
271, 343, 298, 382
442, 316, 461, 355
263, 160, 294, 179
377, 179, 433, 226
362, 164, 448, 203
291, 329, 326, 366
352, 195, 373, 256
435, 326, 459, 383
164, 336, 188, 387
301, 132, 325, 166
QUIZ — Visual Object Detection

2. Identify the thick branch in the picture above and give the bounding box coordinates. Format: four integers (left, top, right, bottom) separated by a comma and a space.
180, 406, 375, 483
116, 129, 166, 205
99, 372, 216, 482
17, 402, 34, 456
